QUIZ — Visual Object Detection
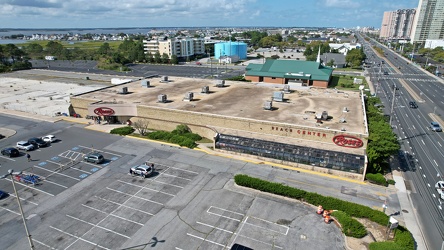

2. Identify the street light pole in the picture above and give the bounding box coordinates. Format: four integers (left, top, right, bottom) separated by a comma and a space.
1, 169, 35, 250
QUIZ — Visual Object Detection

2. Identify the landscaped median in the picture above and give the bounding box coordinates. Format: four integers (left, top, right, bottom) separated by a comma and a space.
234, 174, 415, 250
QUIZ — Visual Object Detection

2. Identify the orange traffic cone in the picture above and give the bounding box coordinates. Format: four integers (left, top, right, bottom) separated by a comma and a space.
317, 205, 324, 215
324, 215, 331, 224
322, 210, 329, 218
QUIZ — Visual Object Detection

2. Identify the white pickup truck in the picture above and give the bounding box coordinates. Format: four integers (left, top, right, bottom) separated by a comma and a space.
435, 181, 444, 200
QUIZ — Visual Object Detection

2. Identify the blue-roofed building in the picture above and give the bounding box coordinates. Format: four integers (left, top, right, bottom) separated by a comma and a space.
214, 42, 247, 60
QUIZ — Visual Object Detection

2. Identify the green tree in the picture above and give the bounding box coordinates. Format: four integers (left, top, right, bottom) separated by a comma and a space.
98, 42, 111, 55
154, 51, 161, 63
326, 59, 335, 67
345, 48, 365, 68
146, 52, 154, 63
170, 54, 178, 64
45, 41, 64, 57
161, 53, 170, 64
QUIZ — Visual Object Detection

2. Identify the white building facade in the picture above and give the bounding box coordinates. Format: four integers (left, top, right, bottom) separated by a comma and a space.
411, 0, 444, 43
143, 37, 205, 59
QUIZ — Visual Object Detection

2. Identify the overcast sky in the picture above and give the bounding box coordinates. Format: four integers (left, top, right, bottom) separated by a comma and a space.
0, 0, 419, 29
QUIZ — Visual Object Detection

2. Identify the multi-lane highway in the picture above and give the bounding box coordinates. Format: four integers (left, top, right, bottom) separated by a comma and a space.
359, 33, 444, 250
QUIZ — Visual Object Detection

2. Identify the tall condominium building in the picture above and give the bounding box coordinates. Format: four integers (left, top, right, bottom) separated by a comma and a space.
380, 9, 416, 39
143, 37, 205, 58
410, 0, 444, 42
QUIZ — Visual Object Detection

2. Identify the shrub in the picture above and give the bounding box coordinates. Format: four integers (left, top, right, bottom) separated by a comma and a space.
110, 126, 134, 135
387, 179, 396, 185
331, 211, 367, 238
366, 173, 387, 186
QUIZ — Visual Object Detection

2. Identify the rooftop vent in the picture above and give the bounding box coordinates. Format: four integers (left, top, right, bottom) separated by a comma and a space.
272, 91, 284, 102
160, 76, 169, 83
215, 80, 225, 88
184, 92, 194, 102
141, 80, 151, 88
263, 100, 273, 110
201, 86, 209, 94
283, 85, 291, 93
157, 94, 167, 103
119, 87, 128, 94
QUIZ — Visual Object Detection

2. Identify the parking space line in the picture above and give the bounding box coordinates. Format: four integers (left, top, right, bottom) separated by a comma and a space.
82, 161, 103, 168
106, 187, 163, 206
33, 239, 57, 250
0, 207, 20, 215
196, 221, 283, 249
9, 193, 39, 206
0, 156, 16, 161
153, 167, 170, 181
207, 206, 244, 221
246, 216, 289, 236
43, 179, 68, 189
2, 178, 55, 196
161, 173, 192, 181
186, 233, 227, 248
66, 214, 131, 239
94, 196, 154, 216
152, 179, 184, 189
50, 226, 110, 250
230, 216, 248, 248
81, 204, 144, 226
33, 165, 81, 181
117, 180, 175, 196
167, 166, 199, 175
46, 160, 64, 166
68, 167, 91, 174
77, 145, 122, 157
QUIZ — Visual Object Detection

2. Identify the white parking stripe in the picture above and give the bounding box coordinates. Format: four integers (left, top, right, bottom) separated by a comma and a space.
9, 193, 39, 206
106, 187, 164, 205
117, 180, 175, 196
81, 204, 144, 226
43, 179, 68, 189
77, 145, 122, 157
0, 156, 16, 161
186, 233, 227, 247
66, 214, 131, 239
167, 166, 199, 175
246, 216, 289, 236
0, 207, 20, 215
196, 221, 235, 234
94, 196, 154, 216
50, 226, 110, 250
2, 178, 55, 196
152, 180, 184, 189
161, 173, 192, 181
33, 165, 81, 181
46, 160, 64, 166
33, 239, 57, 249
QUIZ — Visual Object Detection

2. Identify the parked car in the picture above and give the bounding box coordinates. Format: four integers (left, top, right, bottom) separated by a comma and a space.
42, 135, 57, 143
430, 122, 442, 132
383, 71, 389, 75
409, 101, 418, 109
1, 147, 20, 157
0, 190, 8, 200
130, 163, 155, 178
435, 181, 444, 200
84, 152, 104, 164
16, 141, 34, 151
28, 137, 49, 148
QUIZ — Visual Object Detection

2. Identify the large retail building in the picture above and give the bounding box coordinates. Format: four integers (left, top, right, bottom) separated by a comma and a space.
70, 77, 368, 180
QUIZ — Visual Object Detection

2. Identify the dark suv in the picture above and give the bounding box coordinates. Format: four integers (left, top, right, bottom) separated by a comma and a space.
84, 152, 104, 164
409, 101, 418, 109
1, 147, 20, 157
28, 137, 48, 148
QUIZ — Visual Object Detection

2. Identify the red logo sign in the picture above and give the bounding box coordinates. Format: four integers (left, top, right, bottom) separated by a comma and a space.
94, 107, 115, 116
333, 135, 364, 148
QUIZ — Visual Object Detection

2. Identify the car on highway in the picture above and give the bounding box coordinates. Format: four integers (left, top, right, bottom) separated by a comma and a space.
42, 135, 57, 143
1, 147, 20, 157
435, 181, 444, 200
430, 122, 442, 132
383, 71, 389, 75
409, 101, 418, 109
16, 141, 34, 151
130, 163, 155, 178
28, 137, 49, 148
83, 152, 104, 164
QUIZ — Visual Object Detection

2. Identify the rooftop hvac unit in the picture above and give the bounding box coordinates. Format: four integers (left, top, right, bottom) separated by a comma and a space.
272, 91, 284, 102
120, 87, 128, 94
184, 92, 194, 101
215, 80, 225, 88
141, 80, 150, 88
283, 85, 291, 93
158, 94, 167, 103
263, 100, 273, 110
160, 76, 169, 82
201, 86, 209, 94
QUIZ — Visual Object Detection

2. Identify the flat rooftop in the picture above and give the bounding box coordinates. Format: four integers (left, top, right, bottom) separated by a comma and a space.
78, 76, 366, 134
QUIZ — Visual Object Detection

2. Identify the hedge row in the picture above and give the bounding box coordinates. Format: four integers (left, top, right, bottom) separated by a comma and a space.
234, 174, 414, 249
331, 211, 367, 238
147, 131, 197, 148
366, 173, 388, 186
110, 126, 135, 135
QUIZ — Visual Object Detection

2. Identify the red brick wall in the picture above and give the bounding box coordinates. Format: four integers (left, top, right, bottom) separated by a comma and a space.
312, 80, 329, 88
263, 77, 285, 84
245, 76, 260, 82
